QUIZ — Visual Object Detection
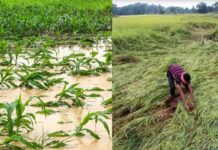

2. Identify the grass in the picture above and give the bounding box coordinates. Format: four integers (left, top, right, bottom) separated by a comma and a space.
113, 14, 218, 150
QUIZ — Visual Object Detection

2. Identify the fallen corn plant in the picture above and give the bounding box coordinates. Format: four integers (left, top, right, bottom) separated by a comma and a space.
0, 67, 17, 88
86, 87, 105, 91
33, 131, 69, 149
56, 83, 103, 106
0, 134, 41, 149
55, 83, 85, 106
102, 98, 112, 106
17, 68, 65, 89
59, 51, 111, 76
29, 96, 56, 117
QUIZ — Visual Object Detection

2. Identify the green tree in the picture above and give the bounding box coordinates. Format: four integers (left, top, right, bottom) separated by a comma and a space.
196, 2, 208, 13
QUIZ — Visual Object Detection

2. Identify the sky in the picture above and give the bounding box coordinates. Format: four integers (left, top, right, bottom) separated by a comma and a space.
113, 0, 217, 8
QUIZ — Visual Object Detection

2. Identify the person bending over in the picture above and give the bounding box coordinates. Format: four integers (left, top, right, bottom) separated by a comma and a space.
166, 64, 194, 111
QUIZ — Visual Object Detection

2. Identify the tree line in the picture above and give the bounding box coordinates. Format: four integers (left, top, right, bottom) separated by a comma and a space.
112, 2, 218, 15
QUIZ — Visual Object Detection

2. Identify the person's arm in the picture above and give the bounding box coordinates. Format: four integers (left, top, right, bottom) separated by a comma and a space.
176, 84, 190, 111
188, 84, 194, 104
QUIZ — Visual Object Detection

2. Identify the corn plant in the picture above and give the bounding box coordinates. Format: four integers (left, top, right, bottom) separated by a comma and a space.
58, 53, 85, 66
48, 111, 111, 140
74, 111, 111, 139
86, 87, 104, 91
0, 132, 67, 149
0, 67, 17, 88
95, 51, 112, 73
12, 43, 23, 66
0, 134, 41, 149
102, 98, 112, 106
55, 83, 85, 106
59, 53, 98, 76
0, 95, 35, 136
0, 40, 12, 65
29, 47, 56, 68
29, 96, 55, 117
33, 131, 69, 149
59, 52, 100, 76
70, 57, 96, 75
17, 68, 64, 89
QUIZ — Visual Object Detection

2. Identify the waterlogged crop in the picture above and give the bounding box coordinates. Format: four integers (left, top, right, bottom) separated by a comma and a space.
0, 41, 12, 65
74, 111, 111, 139
48, 111, 111, 139
33, 132, 68, 149
0, 95, 35, 136
0, 41, 25, 66
56, 83, 86, 106
59, 51, 112, 76
30, 47, 56, 68
29, 96, 56, 117
17, 68, 64, 89
56, 83, 103, 106
0, 67, 17, 88
0, 0, 111, 149
102, 98, 112, 106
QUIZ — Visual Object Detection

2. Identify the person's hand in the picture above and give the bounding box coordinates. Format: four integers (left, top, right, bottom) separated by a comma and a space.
185, 103, 191, 112
189, 101, 195, 110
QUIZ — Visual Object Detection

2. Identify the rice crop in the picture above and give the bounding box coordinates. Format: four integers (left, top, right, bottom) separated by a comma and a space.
113, 14, 218, 150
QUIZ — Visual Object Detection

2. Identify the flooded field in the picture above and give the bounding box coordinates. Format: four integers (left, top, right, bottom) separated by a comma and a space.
0, 39, 112, 150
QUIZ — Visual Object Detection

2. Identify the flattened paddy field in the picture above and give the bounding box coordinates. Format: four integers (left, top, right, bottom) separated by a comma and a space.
0, 0, 112, 149
113, 14, 218, 150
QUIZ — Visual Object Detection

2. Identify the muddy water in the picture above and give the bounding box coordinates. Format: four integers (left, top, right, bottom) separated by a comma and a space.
0, 42, 112, 150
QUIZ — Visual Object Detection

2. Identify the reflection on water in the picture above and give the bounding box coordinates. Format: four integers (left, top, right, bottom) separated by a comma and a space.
0, 41, 112, 150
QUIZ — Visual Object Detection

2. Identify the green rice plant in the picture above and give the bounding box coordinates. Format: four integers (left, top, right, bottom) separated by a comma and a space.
17, 68, 64, 89
113, 14, 218, 150
0, 67, 17, 88
0, 95, 35, 136
55, 83, 85, 106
